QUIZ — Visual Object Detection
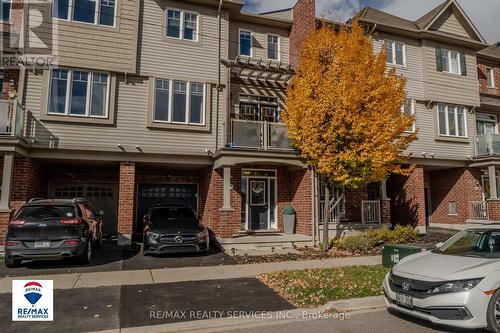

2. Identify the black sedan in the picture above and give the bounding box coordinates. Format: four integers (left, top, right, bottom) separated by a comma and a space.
143, 204, 209, 255
4, 198, 103, 267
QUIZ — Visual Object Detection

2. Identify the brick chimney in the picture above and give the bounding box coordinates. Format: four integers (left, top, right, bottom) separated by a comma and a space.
290, 0, 316, 68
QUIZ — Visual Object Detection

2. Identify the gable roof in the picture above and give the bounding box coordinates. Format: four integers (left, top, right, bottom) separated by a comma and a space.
355, 0, 486, 45
259, 8, 294, 21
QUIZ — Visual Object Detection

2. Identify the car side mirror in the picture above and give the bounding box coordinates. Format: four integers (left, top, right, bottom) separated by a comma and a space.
435, 242, 444, 248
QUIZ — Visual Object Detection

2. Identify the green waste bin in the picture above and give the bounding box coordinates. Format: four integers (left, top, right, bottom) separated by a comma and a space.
382, 244, 430, 268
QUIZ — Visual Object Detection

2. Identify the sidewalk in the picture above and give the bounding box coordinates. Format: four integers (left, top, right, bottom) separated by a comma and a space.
0, 255, 381, 293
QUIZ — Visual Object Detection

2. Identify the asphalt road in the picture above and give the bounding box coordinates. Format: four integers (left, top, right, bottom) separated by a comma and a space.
227, 308, 486, 333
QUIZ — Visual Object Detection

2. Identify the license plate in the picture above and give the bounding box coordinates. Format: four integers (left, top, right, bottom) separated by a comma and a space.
34, 241, 50, 248
396, 293, 413, 308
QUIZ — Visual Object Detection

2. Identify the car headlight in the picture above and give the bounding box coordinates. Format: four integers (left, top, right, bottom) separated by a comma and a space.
146, 231, 160, 240
197, 229, 207, 239
427, 278, 483, 294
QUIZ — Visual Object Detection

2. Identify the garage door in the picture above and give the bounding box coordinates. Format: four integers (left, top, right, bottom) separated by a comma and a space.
135, 184, 198, 239
49, 183, 119, 236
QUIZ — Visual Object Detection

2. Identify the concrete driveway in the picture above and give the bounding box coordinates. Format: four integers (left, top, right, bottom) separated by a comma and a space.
0, 240, 235, 278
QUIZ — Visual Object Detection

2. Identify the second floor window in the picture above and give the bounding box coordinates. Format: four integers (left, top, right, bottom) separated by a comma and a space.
166, 9, 198, 41
267, 35, 279, 60
401, 99, 415, 132
487, 67, 495, 88
52, 0, 116, 26
436, 48, 467, 76
437, 104, 467, 138
240, 30, 252, 57
154, 79, 205, 125
1, 0, 11, 22
49, 68, 110, 118
385, 40, 405, 66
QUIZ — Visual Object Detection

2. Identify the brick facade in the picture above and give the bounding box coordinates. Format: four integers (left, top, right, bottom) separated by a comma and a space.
387, 166, 426, 227
478, 62, 500, 97
290, 0, 315, 68
429, 168, 483, 224
117, 162, 135, 237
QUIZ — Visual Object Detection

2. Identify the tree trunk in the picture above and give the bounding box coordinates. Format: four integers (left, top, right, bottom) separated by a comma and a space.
323, 183, 330, 251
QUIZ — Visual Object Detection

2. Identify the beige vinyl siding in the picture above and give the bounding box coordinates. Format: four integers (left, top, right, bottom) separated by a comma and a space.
229, 21, 290, 63
28, 0, 139, 73
429, 8, 472, 39
405, 101, 475, 160
138, 0, 228, 81
422, 40, 480, 107
23, 71, 220, 155
372, 34, 425, 100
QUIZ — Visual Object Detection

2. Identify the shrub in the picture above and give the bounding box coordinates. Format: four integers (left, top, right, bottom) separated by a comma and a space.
389, 225, 419, 244
330, 234, 375, 252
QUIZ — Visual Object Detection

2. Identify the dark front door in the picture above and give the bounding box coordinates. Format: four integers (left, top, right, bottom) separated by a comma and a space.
248, 179, 268, 230
135, 184, 198, 240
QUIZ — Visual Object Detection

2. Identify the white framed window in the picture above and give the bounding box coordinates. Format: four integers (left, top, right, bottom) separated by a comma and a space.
165, 8, 199, 41
154, 78, 205, 125
437, 103, 467, 138
487, 67, 495, 88
448, 202, 457, 215
52, 0, 116, 27
1, 0, 11, 22
437, 48, 466, 75
401, 98, 416, 132
239, 30, 252, 57
48, 68, 110, 118
385, 40, 405, 66
267, 34, 279, 60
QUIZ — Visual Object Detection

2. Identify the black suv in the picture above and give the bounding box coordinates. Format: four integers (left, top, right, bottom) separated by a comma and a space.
143, 204, 209, 255
4, 198, 104, 268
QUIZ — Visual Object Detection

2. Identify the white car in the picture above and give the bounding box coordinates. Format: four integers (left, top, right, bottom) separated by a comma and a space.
383, 225, 500, 332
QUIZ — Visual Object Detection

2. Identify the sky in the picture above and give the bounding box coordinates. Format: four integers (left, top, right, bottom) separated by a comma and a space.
243, 0, 500, 43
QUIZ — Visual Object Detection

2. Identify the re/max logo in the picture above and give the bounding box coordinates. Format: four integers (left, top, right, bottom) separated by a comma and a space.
17, 308, 49, 315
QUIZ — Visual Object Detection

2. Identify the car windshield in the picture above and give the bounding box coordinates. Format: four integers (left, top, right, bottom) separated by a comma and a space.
16, 205, 77, 222
150, 207, 198, 228
434, 229, 500, 258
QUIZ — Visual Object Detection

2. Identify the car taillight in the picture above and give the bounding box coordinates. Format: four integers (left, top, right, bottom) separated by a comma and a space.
64, 240, 80, 245
6, 241, 20, 246
60, 218, 82, 225
9, 219, 26, 226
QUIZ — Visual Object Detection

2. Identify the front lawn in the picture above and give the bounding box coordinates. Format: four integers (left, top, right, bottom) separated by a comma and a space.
259, 265, 389, 307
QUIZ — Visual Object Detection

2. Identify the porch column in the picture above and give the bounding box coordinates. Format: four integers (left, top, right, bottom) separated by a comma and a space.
222, 166, 232, 210
380, 180, 388, 200
118, 161, 135, 245
488, 165, 498, 200
380, 180, 391, 225
0, 154, 14, 210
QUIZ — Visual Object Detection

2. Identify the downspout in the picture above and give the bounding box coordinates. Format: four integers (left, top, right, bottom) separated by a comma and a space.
215, 0, 223, 152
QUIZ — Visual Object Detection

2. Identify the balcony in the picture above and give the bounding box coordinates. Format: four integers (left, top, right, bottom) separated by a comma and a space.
475, 134, 500, 156
228, 119, 294, 151
0, 99, 26, 137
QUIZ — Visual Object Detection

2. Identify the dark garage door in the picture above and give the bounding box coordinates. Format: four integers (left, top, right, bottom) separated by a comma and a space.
49, 183, 119, 236
135, 184, 198, 240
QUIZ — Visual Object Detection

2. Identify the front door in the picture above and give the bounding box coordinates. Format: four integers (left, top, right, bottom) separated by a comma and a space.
248, 179, 268, 230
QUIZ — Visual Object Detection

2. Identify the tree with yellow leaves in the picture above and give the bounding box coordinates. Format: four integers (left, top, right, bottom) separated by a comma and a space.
283, 22, 416, 250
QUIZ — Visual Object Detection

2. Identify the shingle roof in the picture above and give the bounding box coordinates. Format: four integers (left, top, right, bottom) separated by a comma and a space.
358, 7, 418, 31
478, 42, 500, 59
414, 0, 451, 29
259, 8, 294, 21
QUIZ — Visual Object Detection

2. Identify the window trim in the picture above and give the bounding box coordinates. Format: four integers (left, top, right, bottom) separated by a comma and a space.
441, 48, 462, 75
239, 29, 253, 57
51, 0, 117, 28
448, 201, 458, 216
47, 68, 111, 119
437, 103, 468, 138
401, 98, 416, 133
266, 34, 280, 61
0, 0, 11, 23
384, 39, 406, 67
152, 78, 206, 127
487, 67, 495, 88
165, 7, 199, 42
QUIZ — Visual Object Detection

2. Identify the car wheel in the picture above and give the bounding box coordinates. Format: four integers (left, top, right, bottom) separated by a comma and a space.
5, 256, 21, 268
76, 240, 92, 265
487, 288, 500, 333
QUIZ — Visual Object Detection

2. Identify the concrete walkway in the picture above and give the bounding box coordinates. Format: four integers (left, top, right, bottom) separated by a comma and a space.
0, 255, 381, 293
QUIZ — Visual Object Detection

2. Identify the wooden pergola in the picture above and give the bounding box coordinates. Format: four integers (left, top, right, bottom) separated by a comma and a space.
220, 56, 293, 86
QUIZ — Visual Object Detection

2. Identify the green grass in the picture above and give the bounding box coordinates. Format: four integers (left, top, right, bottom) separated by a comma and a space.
259, 265, 389, 307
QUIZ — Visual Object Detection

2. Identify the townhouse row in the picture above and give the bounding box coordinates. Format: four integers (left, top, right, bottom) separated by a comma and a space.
0, 0, 499, 245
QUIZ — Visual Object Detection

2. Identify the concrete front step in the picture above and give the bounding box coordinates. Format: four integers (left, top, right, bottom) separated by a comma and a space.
218, 233, 313, 251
